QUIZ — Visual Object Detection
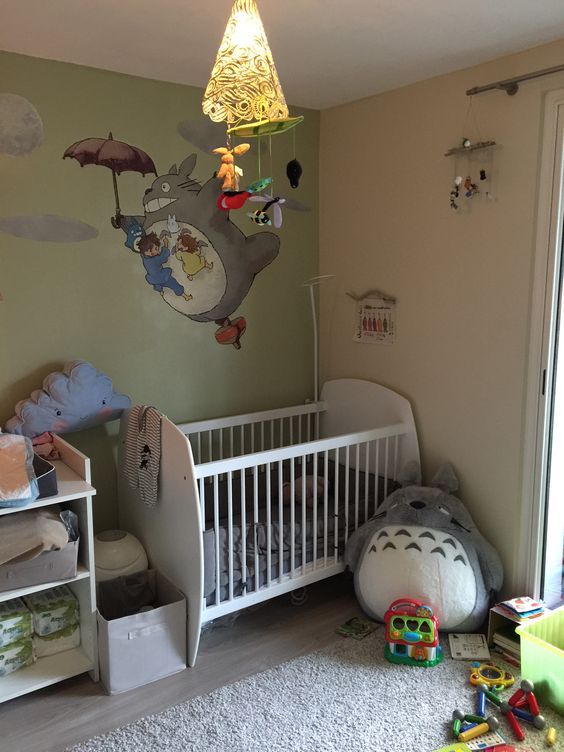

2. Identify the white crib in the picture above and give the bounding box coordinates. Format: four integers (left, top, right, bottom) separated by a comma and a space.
118, 379, 420, 666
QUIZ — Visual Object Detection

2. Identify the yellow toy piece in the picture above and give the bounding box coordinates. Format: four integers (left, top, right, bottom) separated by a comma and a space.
212, 143, 250, 191
546, 727, 557, 746
469, 662, 515, 689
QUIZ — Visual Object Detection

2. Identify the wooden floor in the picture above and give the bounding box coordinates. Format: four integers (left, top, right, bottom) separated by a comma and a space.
0, 576, 360, 752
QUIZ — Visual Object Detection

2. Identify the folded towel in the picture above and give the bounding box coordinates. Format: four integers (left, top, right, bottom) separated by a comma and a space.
0, 434, 38, 508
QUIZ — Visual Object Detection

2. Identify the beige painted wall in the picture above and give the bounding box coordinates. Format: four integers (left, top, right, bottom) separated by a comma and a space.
0, 52, 319, 532
320, 39, 564, 593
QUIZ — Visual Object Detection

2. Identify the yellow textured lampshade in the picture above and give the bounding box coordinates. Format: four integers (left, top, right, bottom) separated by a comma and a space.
202, 0, 289, 125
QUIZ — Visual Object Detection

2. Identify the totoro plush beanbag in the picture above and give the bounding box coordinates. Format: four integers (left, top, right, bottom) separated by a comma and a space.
344, 462, 503, 632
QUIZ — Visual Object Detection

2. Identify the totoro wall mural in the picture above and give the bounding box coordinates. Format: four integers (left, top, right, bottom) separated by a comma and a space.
64, 133, 281, 349
118, 155, 279, 349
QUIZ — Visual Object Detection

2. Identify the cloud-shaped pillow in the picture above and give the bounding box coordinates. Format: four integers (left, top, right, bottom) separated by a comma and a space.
5, 361, 131, 437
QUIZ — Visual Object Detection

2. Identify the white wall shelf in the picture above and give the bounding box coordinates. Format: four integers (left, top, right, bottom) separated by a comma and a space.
0, 435, 98, 703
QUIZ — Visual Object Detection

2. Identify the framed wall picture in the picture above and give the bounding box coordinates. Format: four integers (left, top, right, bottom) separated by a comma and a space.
354, 295, 396, 344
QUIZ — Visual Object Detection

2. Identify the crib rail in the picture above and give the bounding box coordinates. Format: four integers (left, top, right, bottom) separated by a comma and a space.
178, 401, 326, 465
197, 422, 409, 621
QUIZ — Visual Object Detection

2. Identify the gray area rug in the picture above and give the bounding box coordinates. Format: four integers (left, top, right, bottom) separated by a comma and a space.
68, 627, 563, 752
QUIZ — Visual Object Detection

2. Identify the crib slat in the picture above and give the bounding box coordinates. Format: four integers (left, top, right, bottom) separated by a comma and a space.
290, 457, 295, 577
253, 465, 259, 594
323, 450, 329, 567
312, 451, 318, 570
214, 475, 220, 606
260, 422, 265, 452
219, 428, 224, 461
266, 461, 271, 587
208, 429, 213, 463
290, 417, 294, 447
241, 469, 246, 595
354, 443, 360, 532
393, 434, 399, 482
278, 460, 283, 583
301, 462, 306, 572
197, 434, 202, 465
227, 470, 233, 601
333, 448, 339, 563
344, 445, 350, 545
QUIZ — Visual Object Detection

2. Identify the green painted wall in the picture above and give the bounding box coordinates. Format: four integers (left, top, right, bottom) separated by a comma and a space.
0, 52, 319, 532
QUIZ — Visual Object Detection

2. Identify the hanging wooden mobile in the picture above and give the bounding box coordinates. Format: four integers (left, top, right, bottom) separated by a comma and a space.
445, 97, 496, 211
202, 0, 304, 215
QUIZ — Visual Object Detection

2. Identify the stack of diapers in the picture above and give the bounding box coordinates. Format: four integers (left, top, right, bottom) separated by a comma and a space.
24, 585, 80, 657
0, 598, 34, 677
0, 434, 39, 508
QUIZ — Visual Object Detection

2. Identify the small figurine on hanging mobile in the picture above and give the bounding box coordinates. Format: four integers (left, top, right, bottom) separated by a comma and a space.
212, 143, 251, 191
286, 158, 303, 188
450, 175, 462, 210
464, 175, 479, 198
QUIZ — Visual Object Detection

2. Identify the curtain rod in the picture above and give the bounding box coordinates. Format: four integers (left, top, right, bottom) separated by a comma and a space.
466, 63, 564, 97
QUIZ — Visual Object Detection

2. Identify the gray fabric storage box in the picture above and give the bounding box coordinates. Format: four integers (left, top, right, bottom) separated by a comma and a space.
33, 454, 58, 499
97, 571, 186, 694
0, 539, 79, 593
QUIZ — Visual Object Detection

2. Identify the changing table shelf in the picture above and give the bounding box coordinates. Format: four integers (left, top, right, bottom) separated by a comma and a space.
0, 435, 98, 703
0, 647, 93, 703
0, 565, 90, 604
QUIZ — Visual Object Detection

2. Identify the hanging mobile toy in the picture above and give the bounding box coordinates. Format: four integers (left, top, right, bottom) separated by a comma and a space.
286, 158, 303, 189
248, 193, 286, 228
212, 143, 251, 191
247, 207, 272, 226
450, 175, 462, 210
216, 177, 273, 211
464, 175, 479, 198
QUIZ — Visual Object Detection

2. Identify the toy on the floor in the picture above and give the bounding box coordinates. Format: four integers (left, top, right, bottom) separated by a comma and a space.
499, 678, 546, 741
546, 726, 557, 746
469, 662, 515, 689
458, 715, 499, 743
5, 360, 131, 437
345, 462, 504, 631
383, 597, 443, 667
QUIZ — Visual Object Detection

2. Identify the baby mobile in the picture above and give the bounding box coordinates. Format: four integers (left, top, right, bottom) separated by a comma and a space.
202, 0, 303, 227
445, 96, 496, 211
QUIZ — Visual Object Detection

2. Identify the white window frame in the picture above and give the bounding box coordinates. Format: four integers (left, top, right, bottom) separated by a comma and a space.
518, 89, 564, 597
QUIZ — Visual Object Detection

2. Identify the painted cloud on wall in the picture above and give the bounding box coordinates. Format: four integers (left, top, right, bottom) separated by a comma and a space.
0, 215, 98, 242
0, 93, 43, 156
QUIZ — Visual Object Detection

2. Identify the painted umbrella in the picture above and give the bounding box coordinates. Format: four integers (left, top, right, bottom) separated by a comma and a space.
63, 132, 157, 226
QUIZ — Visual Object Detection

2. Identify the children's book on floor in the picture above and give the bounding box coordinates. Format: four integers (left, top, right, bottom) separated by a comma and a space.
447, 632, 490, 660
335, 617, 377, 640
